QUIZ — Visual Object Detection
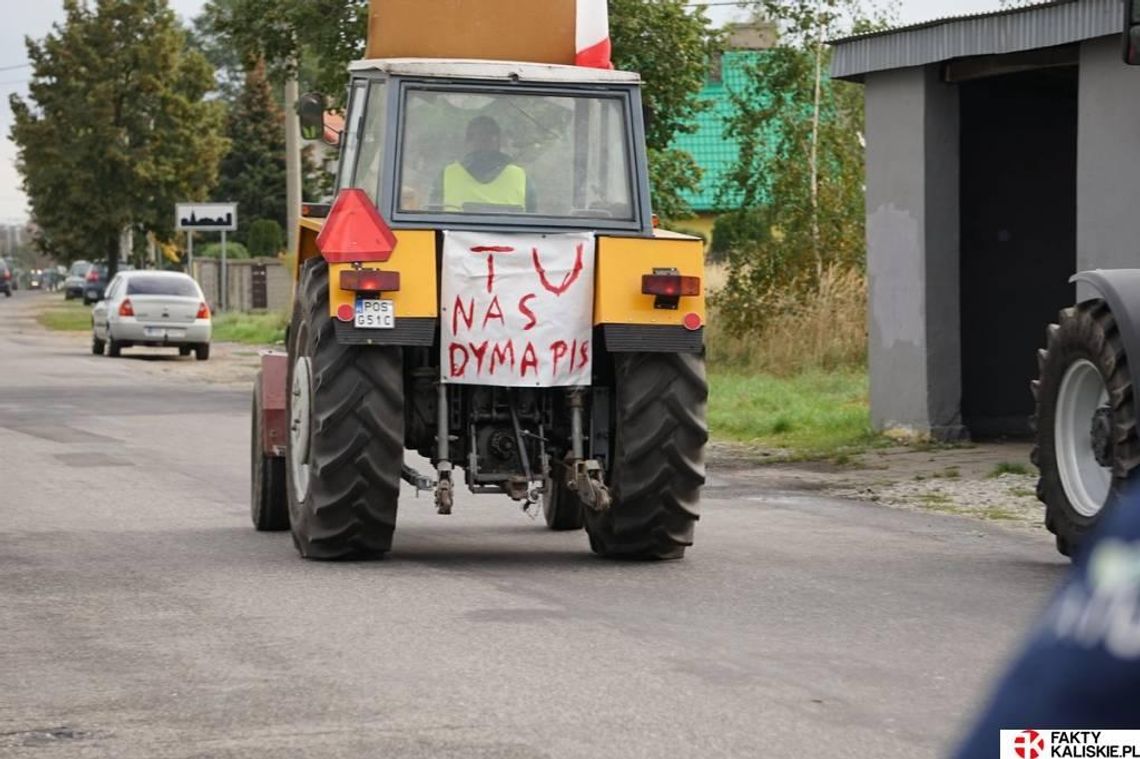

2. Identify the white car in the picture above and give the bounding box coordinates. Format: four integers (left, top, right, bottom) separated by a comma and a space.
92, 271, 212, 360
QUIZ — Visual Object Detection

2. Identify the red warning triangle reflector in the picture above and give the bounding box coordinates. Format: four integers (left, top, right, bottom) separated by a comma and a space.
316, 188, 398, 263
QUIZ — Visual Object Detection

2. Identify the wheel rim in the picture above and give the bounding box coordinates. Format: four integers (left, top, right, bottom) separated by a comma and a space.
1055, 359, 1112, 518
289, 356, 313, 502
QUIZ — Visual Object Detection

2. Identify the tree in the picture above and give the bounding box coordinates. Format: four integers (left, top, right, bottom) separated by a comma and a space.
201, 0, 368, 100
611, 0, 719, 221
216, 59, 288, 240
715, 0, 892, 335
247, 219, 284, 257
9, 0, 227, 276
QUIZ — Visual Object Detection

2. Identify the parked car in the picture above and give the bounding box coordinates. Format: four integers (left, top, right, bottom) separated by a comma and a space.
63, 261, 92, 300
82, 263, 133, 305
91, 271, 211, 360
0, 260, 11, 297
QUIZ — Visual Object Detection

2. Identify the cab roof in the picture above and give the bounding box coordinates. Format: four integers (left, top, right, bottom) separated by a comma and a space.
348, 58, 641, 85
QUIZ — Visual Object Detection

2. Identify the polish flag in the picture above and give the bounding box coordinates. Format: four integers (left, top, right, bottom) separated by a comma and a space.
576, 0, 613, 69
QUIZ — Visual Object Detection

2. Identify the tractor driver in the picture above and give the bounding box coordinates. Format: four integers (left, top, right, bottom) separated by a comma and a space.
432, 115, 537, 213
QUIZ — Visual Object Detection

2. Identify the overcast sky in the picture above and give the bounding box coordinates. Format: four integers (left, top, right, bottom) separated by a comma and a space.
0, 0, 1009, 224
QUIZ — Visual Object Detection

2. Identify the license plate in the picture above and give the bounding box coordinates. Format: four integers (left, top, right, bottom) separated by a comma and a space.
144, 327, 164, 338
166, 329, 185, 339
354, 298, 395, 329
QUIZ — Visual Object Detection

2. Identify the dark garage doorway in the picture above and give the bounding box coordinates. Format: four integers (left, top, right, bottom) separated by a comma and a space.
959, 65, 1077, 437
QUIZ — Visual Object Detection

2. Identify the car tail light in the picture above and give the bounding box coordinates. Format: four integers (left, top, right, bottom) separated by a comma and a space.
118, 299, 134, 317
86, 269, 99, 282
340, 268, 400, 293
196, 302, 210, 320
1, 270, 9, 281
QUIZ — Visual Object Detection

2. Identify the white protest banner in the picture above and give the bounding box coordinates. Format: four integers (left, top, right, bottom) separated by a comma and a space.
441, 231, 596, 387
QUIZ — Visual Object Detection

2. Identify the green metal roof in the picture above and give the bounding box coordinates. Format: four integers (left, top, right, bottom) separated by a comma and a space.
671, 51, 762, 213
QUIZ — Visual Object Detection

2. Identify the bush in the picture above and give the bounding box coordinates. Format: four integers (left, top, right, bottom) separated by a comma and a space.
247, 218, 284, 258
708, 208, 771, 263
706, 263, 867, 376
198, 241, 249, 259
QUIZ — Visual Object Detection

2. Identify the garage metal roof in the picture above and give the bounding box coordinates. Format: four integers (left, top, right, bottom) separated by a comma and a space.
830, 0, 1121, 80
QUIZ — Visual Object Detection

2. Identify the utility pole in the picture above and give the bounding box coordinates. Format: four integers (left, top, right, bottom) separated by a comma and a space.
809, 0, 825, 280
285, 74, 302, 260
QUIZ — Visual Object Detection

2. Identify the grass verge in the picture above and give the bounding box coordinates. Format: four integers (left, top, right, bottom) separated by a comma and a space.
708, 368, 878, 458
35, 300, 287, 346
211, 310, 288, 345
36, 300, 91, 332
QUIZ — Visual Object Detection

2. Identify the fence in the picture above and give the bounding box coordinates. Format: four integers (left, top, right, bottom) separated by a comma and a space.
191, 258, 292, 313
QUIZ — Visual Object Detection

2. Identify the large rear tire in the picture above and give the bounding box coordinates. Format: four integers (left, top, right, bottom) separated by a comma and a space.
285, 258, 404, 560
584, 352, 708, 560
251, 379, 289, 532
1032, 300, 1140, 557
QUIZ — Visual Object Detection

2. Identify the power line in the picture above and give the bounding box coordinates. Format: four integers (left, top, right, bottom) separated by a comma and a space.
0, 63, 30, 73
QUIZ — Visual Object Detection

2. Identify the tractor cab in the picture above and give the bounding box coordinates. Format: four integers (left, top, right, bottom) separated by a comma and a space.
304, 59, 653, 237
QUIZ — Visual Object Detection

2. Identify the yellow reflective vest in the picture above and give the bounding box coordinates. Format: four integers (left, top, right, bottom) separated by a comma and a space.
442, 162, 527, 211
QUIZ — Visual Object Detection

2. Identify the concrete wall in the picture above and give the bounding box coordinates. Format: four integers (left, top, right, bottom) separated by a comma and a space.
864, 65, 963, 438
192, 258, 291, 313
1078, 35, 1140, 293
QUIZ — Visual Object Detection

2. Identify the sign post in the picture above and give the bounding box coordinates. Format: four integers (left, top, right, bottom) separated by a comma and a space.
176, 202, 237, 311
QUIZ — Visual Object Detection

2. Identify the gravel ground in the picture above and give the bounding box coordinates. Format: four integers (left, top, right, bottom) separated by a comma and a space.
830, 472, 1042, 530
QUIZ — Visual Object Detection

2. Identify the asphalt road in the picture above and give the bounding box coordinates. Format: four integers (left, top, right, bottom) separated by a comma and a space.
0, 290, 1067, 758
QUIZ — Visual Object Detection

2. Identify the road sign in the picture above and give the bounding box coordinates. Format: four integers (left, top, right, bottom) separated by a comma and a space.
176, 203, 237, 232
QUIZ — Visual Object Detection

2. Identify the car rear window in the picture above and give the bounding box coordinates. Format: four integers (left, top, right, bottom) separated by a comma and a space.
126, 275, 200, 297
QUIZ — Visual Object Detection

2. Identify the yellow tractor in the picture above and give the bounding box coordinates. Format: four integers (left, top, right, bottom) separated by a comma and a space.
250, 0, 708, 560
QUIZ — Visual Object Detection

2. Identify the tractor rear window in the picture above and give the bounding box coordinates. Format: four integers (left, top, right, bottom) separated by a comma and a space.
396, 88, 634, 223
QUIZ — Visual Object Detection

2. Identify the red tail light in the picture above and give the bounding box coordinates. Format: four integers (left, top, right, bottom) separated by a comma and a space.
2, 270, 9, 281
340, 268, 400, 293
196, 302, 210, 320
118, 299, 134, 317
641, 273, 701, 298
85, 269, 99, 282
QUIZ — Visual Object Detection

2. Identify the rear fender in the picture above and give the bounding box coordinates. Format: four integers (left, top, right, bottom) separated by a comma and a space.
296, 218, 324, 282
327, 229, 438, 346
259, 352, 289, 458
595, 232, 706, 353
1071, 270, 1140, 400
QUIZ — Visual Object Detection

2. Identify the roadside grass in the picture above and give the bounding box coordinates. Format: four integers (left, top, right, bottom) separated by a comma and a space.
36, 300, 91, 332
211, 310, 288, 345
35, 299, 287, 346
707, 368, 879, 458
703, 262, 885, 459
988, 461, 1033, 478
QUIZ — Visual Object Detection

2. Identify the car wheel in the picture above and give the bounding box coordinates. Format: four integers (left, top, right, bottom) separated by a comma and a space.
179, 346, 192, 357
92, 335, 105, 356
195, 343, 210, 361
108, 335, 122, 358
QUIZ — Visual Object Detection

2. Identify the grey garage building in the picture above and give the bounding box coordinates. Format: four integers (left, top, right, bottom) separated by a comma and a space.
831, 0, 1140, 439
